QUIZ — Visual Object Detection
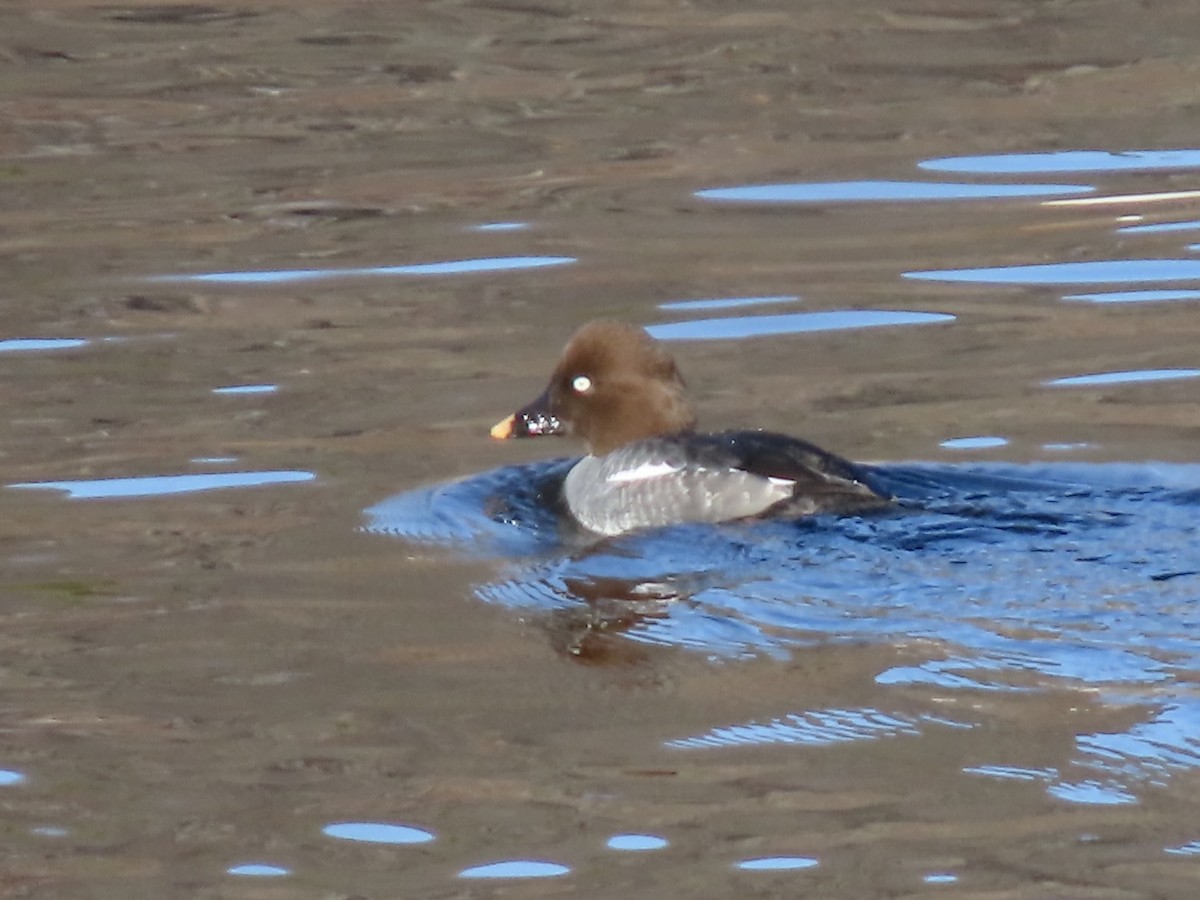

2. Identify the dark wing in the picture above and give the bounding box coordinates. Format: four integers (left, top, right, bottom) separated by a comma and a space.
670, 430, 890, 513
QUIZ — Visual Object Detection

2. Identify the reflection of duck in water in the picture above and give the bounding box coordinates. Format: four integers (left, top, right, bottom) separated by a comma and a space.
490, 320, 889, 536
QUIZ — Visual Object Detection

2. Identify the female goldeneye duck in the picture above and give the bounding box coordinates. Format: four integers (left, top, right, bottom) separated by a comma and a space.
490, 320, 889, 536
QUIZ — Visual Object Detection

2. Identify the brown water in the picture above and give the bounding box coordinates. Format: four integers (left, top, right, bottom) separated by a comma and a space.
4, 1, 1200, 896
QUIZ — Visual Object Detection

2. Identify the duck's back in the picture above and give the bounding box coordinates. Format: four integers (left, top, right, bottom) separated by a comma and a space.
562, 430, 888, 536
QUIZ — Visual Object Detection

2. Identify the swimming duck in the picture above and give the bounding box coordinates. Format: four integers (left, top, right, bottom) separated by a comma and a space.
490, 320, 888, 535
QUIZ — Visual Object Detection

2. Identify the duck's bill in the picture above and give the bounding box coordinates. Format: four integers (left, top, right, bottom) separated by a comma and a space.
490, 401, 564, 440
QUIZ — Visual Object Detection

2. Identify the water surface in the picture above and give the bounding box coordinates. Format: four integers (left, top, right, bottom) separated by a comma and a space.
5, 0, 1200, 896
368, 458, 1200, 804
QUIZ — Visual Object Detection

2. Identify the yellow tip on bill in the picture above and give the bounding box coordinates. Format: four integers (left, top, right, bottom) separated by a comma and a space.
490, 415, 516, 440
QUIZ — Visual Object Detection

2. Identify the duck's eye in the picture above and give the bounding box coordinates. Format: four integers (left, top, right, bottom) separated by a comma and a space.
571, 374, 593, 394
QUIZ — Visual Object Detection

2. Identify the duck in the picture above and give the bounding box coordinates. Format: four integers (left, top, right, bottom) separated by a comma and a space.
490, 320, 889, 536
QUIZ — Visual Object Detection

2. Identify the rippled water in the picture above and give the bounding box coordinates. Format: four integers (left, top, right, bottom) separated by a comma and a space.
6, 0, 1200, 894
368, 458, 1200, 805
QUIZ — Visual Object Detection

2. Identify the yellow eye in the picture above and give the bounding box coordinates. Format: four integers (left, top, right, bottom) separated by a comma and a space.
571, 375, 593, 394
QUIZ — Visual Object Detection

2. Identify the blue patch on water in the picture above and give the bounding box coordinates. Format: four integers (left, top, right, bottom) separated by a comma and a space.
151, 256, 576, 285
227, 863, 290, 877
0, 769, 26, 786
1046, 780, 1138, 806
963, 764, 1056, 783
458, 860, 571, 879
470, 222, 529, 232
322, 821, 435, 844
1117, 219, 1200, 235
659, 295, 799, 312
366, 458, 1200, 803
0, 338, 88, 353
941, 436, 1008, 450
213, 384, 278, 395
736, 856, 819, 871
906, 259, 1200, 285
646, 310, 954, 341
364, 459, 575, 557
920, 149, 1200, 175
1045, 369, 1200, 387
696, 181, 1093, 203
9, 471, 315, 499
607, 833, 669, 851
924, 873, 959, 884
1063, 290, 1200, 304
666, 707, 930, 749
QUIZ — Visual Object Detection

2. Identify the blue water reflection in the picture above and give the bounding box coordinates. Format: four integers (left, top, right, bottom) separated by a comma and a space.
940, 436, 1008, 450
1063, 290, 1200, 304
969, 765, 1137, 805
470, 222, 529, 232
0, 769, 26, 786
459, 860, 571, 879
924, 873, 959, 884
1046, 780, 1138, 806
920, 149, 1200, 174
963, 764, 1054, 783
647, 310, 954, 341
659, 295, 799, 312
1045, 369, 1200, 387
367, 459, 1200, 803
607, 833, 669, 851
152, 255, 576, 285
666, 707, 932, 749
213, 384, 278, 395
697, 182, 1093, 203
907, 259, 1200, 285
9, 470, 315, 499
322, 821, 435, 844
227, 863, 290, 877
0, 338, 88, 353
1118, 219, 1200, 235
736, 856, 819, 871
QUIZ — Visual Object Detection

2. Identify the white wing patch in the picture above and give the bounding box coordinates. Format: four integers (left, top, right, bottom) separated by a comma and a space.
767, 476, 795, 488
606, 461, 684, 484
